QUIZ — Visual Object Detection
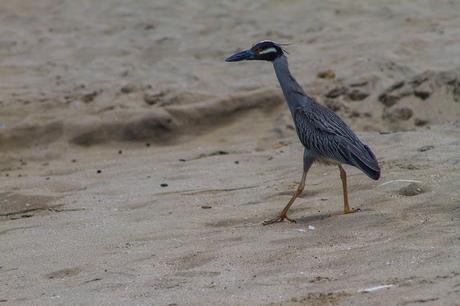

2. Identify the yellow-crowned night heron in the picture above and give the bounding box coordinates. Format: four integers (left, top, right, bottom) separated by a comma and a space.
225, 40, 380, 225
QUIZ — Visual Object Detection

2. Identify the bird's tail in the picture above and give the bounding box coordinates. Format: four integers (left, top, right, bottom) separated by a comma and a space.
349, 144, 380, 180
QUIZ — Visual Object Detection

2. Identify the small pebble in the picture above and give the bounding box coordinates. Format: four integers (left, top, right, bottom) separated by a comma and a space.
317, 69, 336, 79
118, 150, 123, 154
143, 92, 161, 105
347, 89, 369, 101
120, 83, 136, 94
179, 158, 187, 162
414, 118, 429, 126
383, 107, 414, 121
399, 183, 425, 196
325, 87, 347, 98
97, 170, 102, 174
201, 205, 212, 209
71, 159, 77, 163
160, 183, 168, 187
234, 161, 239, 164
418, 145, 434, 152
145, 143, 151, 147
81, 91, 98, 103
209, 150, 228, 156
378, 93, 400, 107
414, 88, 431, 100
144, 24, 155, 30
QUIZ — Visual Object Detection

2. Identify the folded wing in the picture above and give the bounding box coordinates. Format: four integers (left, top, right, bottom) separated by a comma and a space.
294, 105, 380, 180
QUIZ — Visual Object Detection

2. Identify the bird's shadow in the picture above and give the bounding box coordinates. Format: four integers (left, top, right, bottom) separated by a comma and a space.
293, 208, 366, 224
258, 208, 368, 227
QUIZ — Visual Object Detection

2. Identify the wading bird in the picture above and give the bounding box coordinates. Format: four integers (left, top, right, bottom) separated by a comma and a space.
225, 40, 380, 225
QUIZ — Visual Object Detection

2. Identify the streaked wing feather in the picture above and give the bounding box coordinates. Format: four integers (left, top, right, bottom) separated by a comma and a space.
294, 105, 380, 179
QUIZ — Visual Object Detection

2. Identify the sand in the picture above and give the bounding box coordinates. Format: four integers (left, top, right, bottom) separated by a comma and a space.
1, 1, 460, 305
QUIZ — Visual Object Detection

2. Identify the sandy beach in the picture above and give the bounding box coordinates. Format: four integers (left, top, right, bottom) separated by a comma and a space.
1, 1, 460, 305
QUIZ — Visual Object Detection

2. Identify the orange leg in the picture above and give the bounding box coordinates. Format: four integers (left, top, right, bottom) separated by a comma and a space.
263, 170, 307, 225
338, 165, 359, 214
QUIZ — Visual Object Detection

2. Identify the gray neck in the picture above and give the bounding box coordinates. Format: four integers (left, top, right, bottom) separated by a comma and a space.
273, 55, 307, 114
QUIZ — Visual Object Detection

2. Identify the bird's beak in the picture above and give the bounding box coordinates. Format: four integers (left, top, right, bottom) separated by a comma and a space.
225, 49, 255, 62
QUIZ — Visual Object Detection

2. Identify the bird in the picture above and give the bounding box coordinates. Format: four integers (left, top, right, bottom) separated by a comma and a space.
225, 40, 380, 225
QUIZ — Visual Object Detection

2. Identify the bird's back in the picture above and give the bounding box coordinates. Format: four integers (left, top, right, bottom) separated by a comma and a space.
293, 96, 380, 180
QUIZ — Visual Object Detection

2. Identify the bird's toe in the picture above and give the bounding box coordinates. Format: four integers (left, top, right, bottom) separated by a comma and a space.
262, 214, 296, 225
344, 207, 361, 214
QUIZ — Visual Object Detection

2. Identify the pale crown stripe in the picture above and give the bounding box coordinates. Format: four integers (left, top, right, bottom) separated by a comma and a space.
259, 47, 277, 55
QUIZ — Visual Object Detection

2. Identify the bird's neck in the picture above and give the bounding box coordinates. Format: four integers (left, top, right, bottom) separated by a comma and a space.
273, 55, 307, 113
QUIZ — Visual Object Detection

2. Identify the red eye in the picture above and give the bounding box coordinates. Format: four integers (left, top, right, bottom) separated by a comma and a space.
255, 48, 262, 54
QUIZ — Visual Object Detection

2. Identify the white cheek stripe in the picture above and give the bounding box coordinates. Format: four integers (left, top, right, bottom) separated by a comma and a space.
259, 47, 277, 55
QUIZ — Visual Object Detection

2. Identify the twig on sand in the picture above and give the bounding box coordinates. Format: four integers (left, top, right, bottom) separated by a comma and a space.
358, 284, 395, 293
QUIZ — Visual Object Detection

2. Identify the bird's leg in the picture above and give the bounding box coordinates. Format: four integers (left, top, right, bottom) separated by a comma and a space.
263, 170, 307, 225
338, 165, 359, 214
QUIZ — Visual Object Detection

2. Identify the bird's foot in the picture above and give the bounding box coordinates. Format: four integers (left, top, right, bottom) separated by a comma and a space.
344, 207, 360, 214
263, 214, 296, 226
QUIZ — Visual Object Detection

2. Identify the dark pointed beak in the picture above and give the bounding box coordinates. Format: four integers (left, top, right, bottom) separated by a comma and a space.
225, 49, 255, 62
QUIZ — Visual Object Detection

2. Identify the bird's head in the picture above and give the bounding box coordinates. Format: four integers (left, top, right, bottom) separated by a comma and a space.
225, 40, 286, 63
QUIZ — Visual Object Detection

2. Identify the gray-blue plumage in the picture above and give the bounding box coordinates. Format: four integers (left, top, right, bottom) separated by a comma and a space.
225, 40, 380, 224
273, 55, 380, 180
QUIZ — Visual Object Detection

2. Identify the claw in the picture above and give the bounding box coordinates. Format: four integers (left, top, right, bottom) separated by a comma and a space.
344, 207, 360, 214
263, 214, 297, 226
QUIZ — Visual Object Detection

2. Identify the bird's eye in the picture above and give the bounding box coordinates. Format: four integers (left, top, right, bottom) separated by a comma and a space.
255, 48, 262, 54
